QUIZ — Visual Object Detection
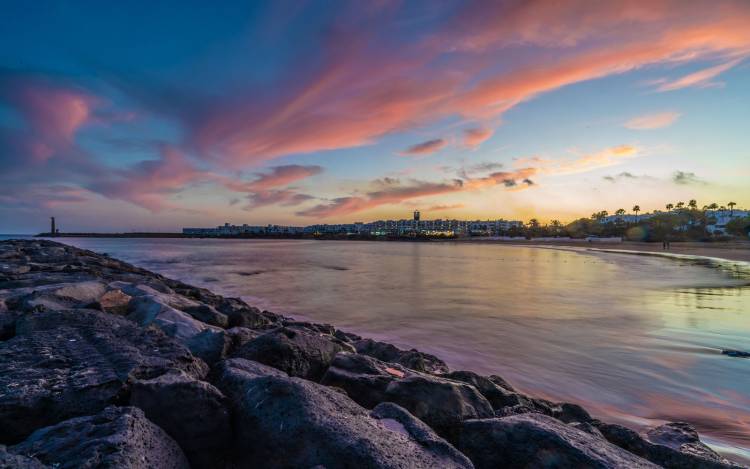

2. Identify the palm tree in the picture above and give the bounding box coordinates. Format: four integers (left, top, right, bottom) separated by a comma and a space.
676, 201, 684, 210
708, 203, 718, 211
615, 208, 626, 216
632, 205, 640, 222
728, 201, 737, 215
666, 203, 674, 211
688, 199, 697, 210
528, 218, 540, 228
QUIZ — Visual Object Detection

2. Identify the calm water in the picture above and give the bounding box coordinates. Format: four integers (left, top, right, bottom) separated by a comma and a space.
6, 236, 750, 459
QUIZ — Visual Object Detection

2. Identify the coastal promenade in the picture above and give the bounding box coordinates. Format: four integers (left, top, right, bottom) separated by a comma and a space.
1, 239, 745, 468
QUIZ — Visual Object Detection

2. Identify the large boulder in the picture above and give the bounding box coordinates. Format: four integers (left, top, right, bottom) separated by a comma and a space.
370, 402, 474, 468
232, 326, 348, 381
446, 370, 527, 410
130, 371, 231, 469
214, 361, 474, 468
597, 421, 743, 468
354, 338, 449, 374
0, 309, 207, 443
384, 374, 495, 435
321, 351, 412, 408
10, 406, 190, 469
455, 413, 658, 469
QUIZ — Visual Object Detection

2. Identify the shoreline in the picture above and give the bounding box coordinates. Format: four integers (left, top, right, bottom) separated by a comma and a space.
1, 239, 747, 468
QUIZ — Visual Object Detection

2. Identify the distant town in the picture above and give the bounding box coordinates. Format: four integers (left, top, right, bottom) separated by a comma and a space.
181, 203, 750, 241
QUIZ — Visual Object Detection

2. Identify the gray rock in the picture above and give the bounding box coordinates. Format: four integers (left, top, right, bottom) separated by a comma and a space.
597, 421, 743, 468
446, 370, 528, 410
354, 338, 449, 374
0, 445, 47, 468
225, 326, 261, 350
10, 406, 190, 469
216, 297, 275, 328
127, 294, 220, 343
232, 326, 347, 380
211, 357, 289, 399
321, 351, 412, 408
182, 303, 229, 328
185, 328, 231, 365
130, 371, 231, 469
371, 402, 474, 468
455, 413, 658, 469
384, 374, 495, 435
217, 368, 475, 468
0, 309, 207, 443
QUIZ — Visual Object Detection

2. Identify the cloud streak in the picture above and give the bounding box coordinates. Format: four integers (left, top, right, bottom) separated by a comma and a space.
624, 112, 681, 130
400, 139, 447, 156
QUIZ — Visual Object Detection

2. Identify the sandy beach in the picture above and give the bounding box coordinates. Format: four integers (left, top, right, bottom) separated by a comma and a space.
465, 239, 750, 263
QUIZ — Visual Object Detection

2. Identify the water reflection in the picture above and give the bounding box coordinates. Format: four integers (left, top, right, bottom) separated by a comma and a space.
52, 237, 750, 458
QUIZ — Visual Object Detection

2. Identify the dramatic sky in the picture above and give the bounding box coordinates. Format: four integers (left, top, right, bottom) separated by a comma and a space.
1, 0, 749, 233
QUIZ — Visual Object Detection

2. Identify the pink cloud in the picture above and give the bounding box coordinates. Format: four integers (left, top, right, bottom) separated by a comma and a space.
179, 0, 750, 165
656, 58, 743, 91
246, 165, 323, 191
88, 145, 208, 212
400, 138, 447, 156
624, 111, 681, 130
463, 127, 493, 149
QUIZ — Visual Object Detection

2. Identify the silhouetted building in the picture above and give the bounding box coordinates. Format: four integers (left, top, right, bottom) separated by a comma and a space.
50, 217, 56, 236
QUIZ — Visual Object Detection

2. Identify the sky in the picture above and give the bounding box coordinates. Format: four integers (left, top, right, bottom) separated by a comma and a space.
1, 0, 749, 233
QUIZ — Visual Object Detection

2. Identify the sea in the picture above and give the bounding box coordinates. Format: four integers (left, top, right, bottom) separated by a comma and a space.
3, 235, 749, 461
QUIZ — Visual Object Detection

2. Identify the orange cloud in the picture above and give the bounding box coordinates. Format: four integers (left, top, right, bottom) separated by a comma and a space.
624, 112, 681, 130
400, 138, 447, 156
657, 58, 744, 91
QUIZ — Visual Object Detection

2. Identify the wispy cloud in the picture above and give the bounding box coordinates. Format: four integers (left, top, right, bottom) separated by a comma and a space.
400, 139, 447, 156
657, 59, 743, 92
624, 111, 681, 130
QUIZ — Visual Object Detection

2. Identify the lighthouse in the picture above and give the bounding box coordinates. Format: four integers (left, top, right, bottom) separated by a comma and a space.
50, 217, 56, 236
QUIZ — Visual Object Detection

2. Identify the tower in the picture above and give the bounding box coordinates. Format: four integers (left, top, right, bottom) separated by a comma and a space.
50, 217, 56, 236
413, 210, 420, 233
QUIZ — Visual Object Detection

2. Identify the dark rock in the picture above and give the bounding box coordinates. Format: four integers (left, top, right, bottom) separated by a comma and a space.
384, 374, 494, 435
597, 421, 742, 468
722, 349, 750, 358
283, 319, 335, 335
570, 421, 605, 438
334, 328, 362, 342
218, 370, 474, 468
185, 328, 231, 365
10, 406, 190, 469
182, 303, 229, 328
130, 371, 231, 469
455, 413, 658, 469
446, 370, 527, 410
232, 326, 347, 380
225, 326, 261, 350
552, 401, 593, 423
321, 352, 412, 408
216, 297, 275, 328
354, 338, 449, 374
0, 309, 207, 443
0, 445, 47, 468
371, 402, 474, 468
210, 357, 290, 401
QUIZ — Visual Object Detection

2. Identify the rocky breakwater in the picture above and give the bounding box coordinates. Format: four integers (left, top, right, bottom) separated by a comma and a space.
0, 239, 745, 469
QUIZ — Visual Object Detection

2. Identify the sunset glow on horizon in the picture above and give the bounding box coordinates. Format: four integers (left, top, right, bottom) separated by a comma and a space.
1, 1, 749, 232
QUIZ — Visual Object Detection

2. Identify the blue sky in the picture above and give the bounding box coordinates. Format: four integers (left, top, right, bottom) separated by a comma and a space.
1, 0, 749, 233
